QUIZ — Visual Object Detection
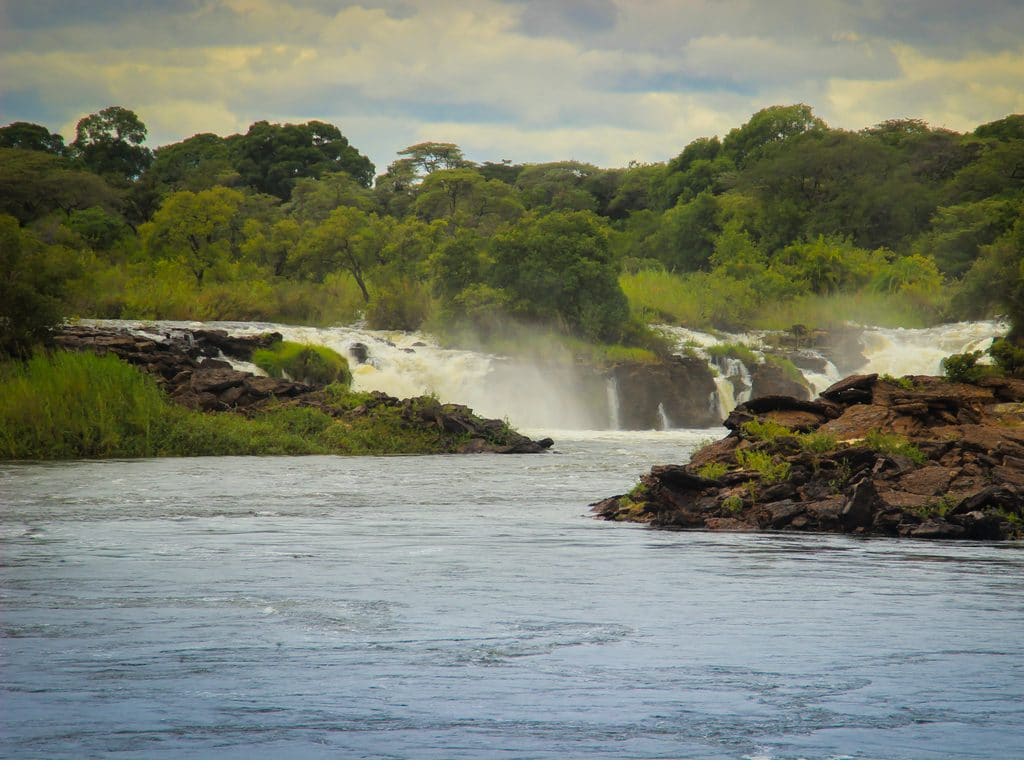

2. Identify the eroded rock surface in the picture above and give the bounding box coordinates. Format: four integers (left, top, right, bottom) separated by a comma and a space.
53, 326, 552, 454
594, 373, 1024, 540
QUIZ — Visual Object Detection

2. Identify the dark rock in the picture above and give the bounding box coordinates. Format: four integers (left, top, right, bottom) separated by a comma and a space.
597, 370, 1024, 541
909, 519, 967, 539
611, 357, 719, 430
348, 342, 370, 364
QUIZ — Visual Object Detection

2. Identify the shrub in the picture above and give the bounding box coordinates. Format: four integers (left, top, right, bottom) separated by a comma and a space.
941, 350, 987, 383
989, 338, 1024, 377
252, 341, 352, 387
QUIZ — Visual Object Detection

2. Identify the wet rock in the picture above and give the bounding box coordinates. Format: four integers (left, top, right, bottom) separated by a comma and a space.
598, 370, 1024, 541
348, 342, 370, 364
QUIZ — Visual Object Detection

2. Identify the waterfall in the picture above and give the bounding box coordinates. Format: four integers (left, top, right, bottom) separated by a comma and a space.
856, 321, 1008, 377
656, 403, 672, 431
83, 318, 1011, 432
606, 378, 621, 431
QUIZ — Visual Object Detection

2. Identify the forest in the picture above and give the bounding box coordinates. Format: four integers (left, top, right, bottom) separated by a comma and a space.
2, 103, 1023, 360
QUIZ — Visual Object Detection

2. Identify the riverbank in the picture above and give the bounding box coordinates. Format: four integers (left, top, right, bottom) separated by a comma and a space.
593, 372, 1024, 540
0, 326, 552, 460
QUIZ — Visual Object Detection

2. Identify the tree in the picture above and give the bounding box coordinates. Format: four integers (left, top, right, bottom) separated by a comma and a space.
290, 206, 384, 300
396, 141, 471, 177
651, 190, 720, 272
231, 120, 374, 200
0, 215, 80, 357
487, 211, 629, 341
287, 171, 376, 221
955, 210, 1024, 339
0, 122, 66, 155
722, 104, 827, 169
0, 149, 122, 224
71, 106, 153, 183
139, 187, 247, 282
914, 197, 1020, 277
514, 161, 600, 213
412, 168, 523, 233
655, 136, 733, 209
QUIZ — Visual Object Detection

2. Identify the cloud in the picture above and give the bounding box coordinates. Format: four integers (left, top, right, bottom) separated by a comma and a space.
1, 0, 1021, 173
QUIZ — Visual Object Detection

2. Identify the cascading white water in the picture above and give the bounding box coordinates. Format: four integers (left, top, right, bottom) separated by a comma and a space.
84, 318, 1012, 432
856, 320, 1008, 377
656, 403, 672, 431
605, 378, 621, 431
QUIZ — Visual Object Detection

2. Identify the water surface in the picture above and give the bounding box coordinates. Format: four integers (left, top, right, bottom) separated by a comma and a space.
2, 432, 1023, 759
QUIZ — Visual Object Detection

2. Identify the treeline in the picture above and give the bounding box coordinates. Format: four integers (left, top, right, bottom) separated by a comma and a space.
2, 104, 1023, 358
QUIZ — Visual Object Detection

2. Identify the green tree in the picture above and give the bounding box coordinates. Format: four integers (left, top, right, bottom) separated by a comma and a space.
413, 168, 523, 233
722, 104, 827, 169
139, 187, 247, 282
0, 215, 80, 357
0, 122, 66, 154
290, 206, 384, 300
71, 106, 153, 183
0, 149, 122, 224
231, 120, 374, 200
287, 171, 376, 221
240, 217, 302, 277
652, 190, 721, 272
955, 210, 1024, 339
914, 196, 1020, 277
488, 211, 629, 341
514, 161, 600, 213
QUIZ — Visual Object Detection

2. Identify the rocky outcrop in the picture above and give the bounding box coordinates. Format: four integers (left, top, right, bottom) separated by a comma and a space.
593, 373, 1024, 540
611, 356, 720, 429
53, 325, 553, 454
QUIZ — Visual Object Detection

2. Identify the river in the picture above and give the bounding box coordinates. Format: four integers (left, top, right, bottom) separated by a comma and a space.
3, 428, 1023, 759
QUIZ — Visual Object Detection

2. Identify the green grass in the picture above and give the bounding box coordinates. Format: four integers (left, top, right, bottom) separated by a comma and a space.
0, 350, 172, 459
862, 428, 927, 465
734, 447, 791, 483
252, 341, 352, 386
0, 350, 481, 460
620, 269, 942, 331
707, 342, 760, 368
696, 461, 729, 481
741, 419, 795, 442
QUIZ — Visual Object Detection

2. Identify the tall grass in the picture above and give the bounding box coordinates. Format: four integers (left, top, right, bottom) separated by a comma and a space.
0, 351, 483, 460
621, 269, 944, 331
0, 350, 171, 459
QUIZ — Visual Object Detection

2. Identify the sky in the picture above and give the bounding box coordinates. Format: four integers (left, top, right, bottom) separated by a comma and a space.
1, 0, 1023, 176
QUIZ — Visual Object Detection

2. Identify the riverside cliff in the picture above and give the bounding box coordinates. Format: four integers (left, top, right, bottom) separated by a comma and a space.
593, 372, 1024, 540
53, 326, 553, 455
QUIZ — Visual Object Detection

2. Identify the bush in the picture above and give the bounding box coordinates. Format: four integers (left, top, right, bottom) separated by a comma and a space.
989, 338, 1024, 377
941, 350, 987, 383
252, 341, 352, 387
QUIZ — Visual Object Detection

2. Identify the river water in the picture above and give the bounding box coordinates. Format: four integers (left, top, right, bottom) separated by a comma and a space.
3, 429, 1023, 759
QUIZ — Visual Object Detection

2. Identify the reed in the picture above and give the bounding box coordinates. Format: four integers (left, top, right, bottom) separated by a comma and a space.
0, 350, 171, 459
